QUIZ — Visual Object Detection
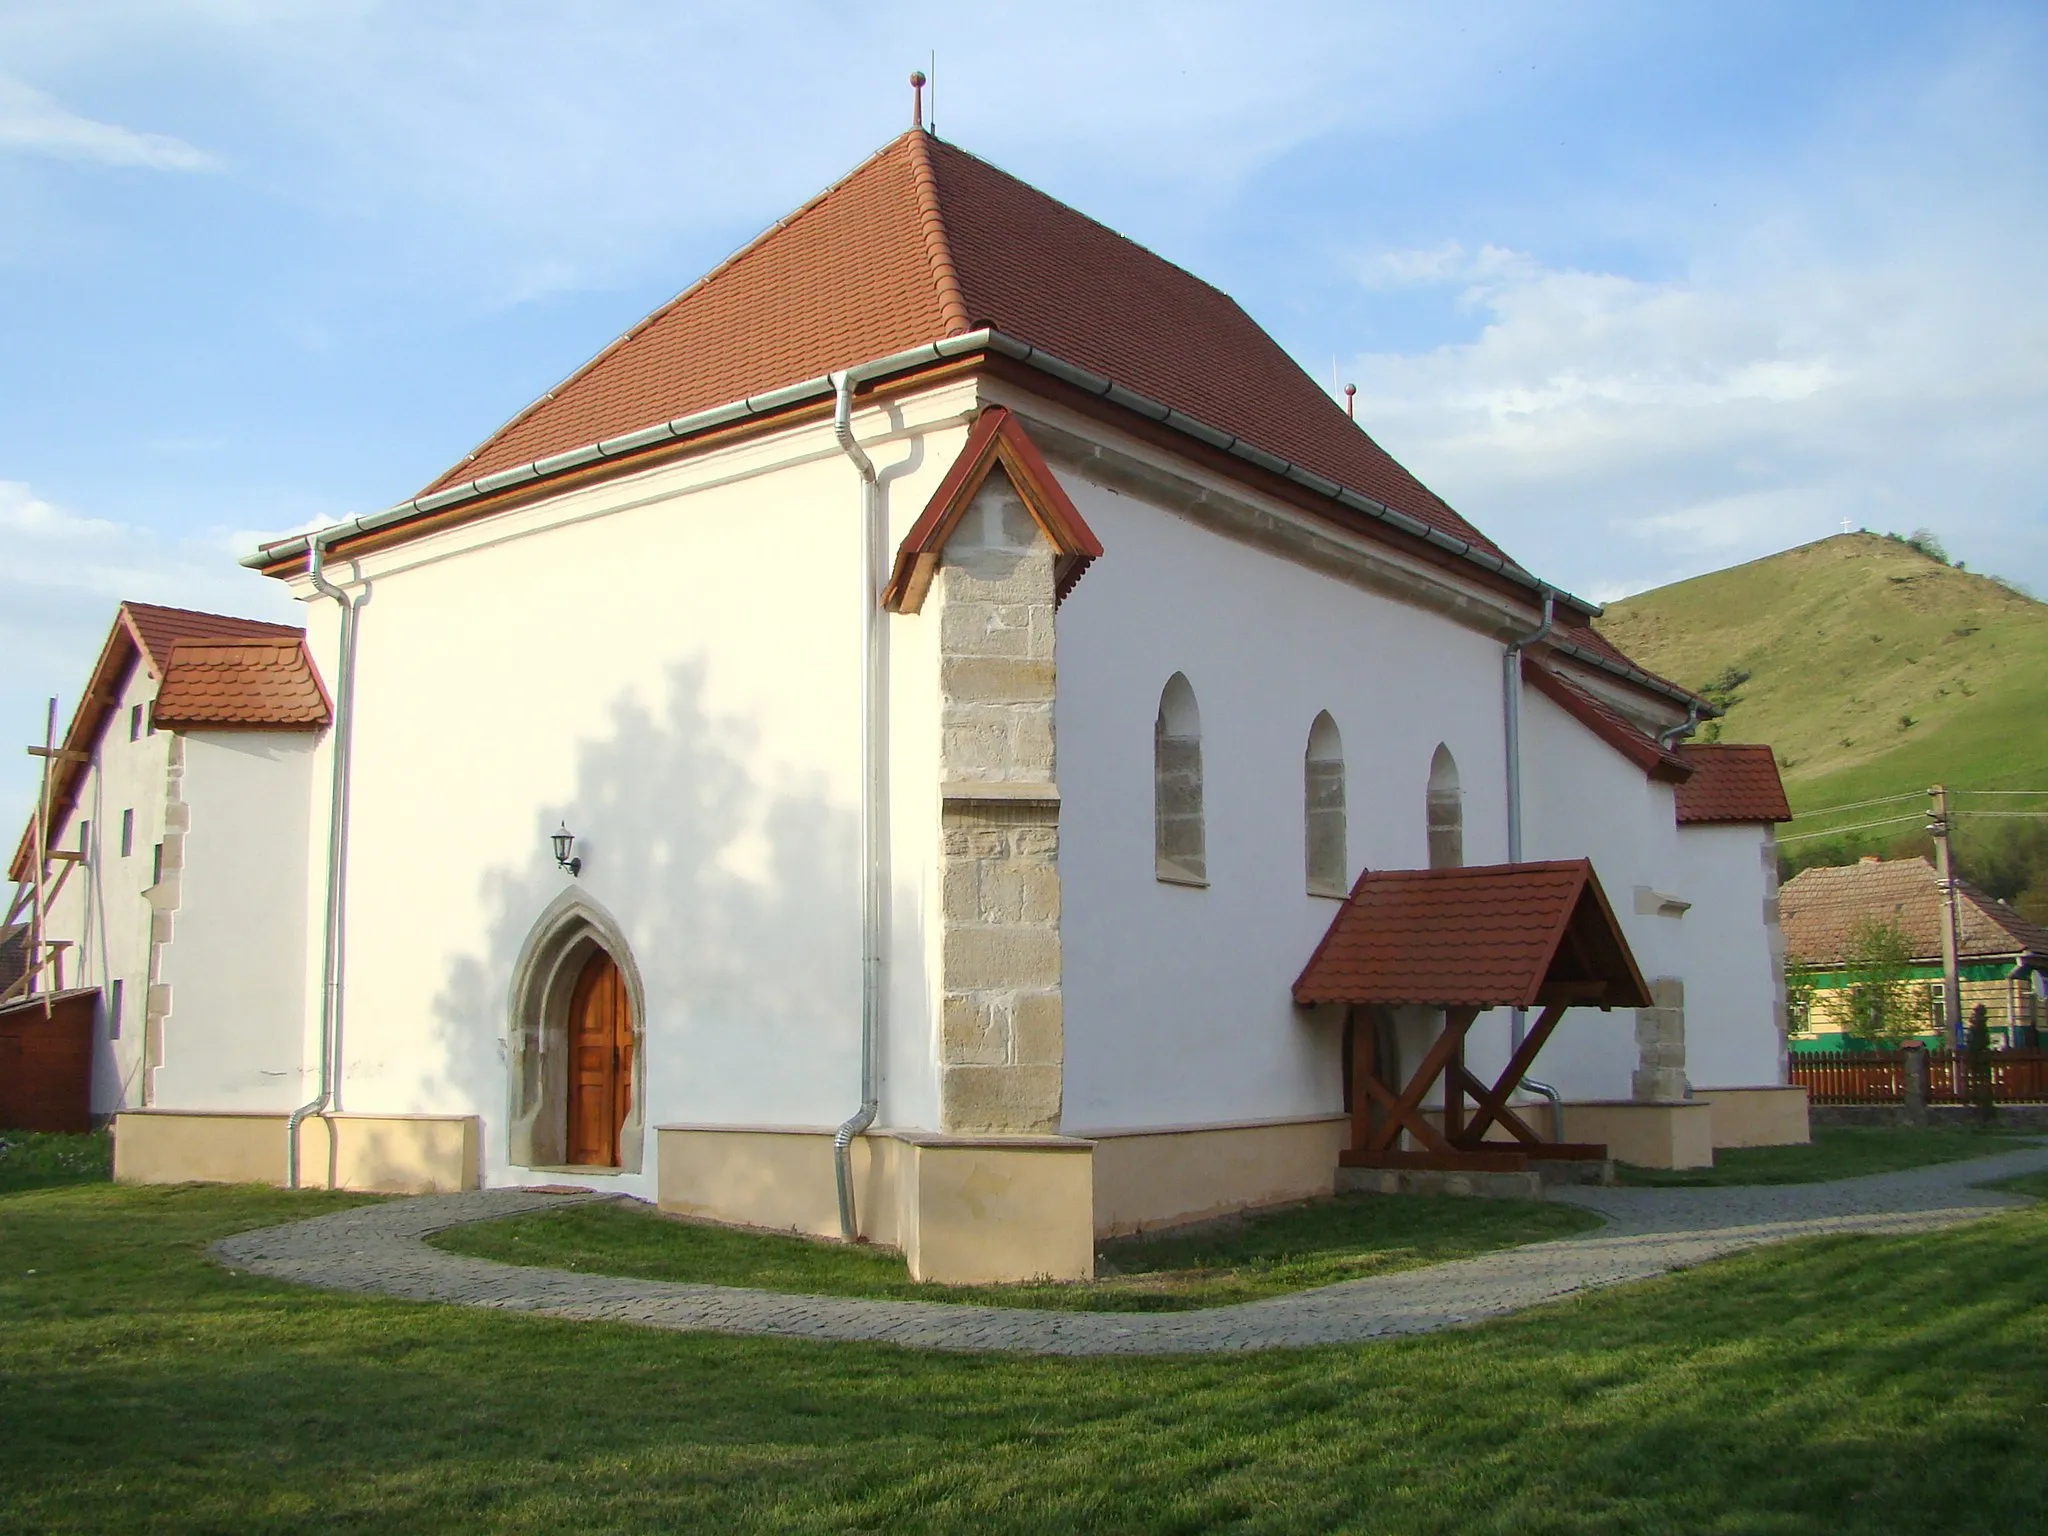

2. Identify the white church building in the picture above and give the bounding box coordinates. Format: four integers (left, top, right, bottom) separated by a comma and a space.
12, 126, 1804, 1283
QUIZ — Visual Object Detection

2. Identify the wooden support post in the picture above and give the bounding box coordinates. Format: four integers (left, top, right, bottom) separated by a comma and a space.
1344, 1007, 1481, 1160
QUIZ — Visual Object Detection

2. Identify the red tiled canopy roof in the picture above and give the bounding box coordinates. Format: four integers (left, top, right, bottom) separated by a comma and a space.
1673, 744, 1792, 824
1293, 860, 1651, 1010
152, 639, 332, 730
424, 130, 1503, 561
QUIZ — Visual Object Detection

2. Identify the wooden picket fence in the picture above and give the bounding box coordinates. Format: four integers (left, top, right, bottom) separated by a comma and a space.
1790, 1048, 2048, 1106
1791, 1051, 1905, 1105
1926, 1048, 2048, 1105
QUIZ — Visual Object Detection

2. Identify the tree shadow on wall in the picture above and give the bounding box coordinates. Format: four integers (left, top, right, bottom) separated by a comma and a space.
429, 661, 860, 1155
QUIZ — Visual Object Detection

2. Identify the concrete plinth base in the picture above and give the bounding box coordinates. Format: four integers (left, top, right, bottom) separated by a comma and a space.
113, 1109, 480, 1193
1692, 1086, 1810, 1148
656, 1124, 1095, 1283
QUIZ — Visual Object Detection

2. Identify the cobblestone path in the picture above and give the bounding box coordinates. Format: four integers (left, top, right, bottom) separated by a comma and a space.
210, 1142, 2048, 1356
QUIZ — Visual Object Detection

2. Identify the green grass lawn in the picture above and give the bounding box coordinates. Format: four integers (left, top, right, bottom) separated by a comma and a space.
6, 1162, 2048, 1532
1616, 1124, 2028, 1187
431, 1192, 1601, 1312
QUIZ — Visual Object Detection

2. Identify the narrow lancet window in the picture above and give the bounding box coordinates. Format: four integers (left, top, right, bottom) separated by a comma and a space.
1427, 744, 1464, 869
1305, 711, 1346, 896
1154, 673, 1206, 884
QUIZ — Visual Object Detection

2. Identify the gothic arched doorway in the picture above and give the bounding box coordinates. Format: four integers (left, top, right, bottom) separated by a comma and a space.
506, 889, 646, 1174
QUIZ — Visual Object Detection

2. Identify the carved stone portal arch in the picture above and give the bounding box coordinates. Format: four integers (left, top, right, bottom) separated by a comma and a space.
506, 888, 646, 1173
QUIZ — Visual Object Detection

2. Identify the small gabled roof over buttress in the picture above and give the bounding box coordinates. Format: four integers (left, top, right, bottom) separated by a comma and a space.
882, 406, 1102, 612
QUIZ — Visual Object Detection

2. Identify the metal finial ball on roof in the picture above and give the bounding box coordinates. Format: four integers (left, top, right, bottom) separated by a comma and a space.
910, 70, 928, 129
1344, 383, 1357, 420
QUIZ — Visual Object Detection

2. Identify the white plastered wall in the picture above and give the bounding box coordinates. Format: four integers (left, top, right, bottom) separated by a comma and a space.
1052, 462, 1515, 1134
35, 657, 170, 1112
151, 731, 316, 1109
1515, 683, 1686, 1101
286, 385, 974, 1197
1672, 822, 1784, 1089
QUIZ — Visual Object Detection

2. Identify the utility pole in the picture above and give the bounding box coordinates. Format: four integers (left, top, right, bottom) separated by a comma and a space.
1930, 785, 1965, 1080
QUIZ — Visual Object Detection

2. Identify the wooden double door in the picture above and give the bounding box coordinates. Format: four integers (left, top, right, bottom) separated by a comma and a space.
566, 947, 633, 1168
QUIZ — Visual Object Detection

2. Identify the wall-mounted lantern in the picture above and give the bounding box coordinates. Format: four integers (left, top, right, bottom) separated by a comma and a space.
552, 822, 582, 876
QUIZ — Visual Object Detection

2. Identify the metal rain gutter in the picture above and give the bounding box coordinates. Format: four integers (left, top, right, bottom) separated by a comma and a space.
245, 328, 1706, 715
240, 331, 1003, 574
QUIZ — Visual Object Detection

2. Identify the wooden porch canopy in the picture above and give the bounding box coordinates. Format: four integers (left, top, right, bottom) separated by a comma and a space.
1294, 859, 1652, 1173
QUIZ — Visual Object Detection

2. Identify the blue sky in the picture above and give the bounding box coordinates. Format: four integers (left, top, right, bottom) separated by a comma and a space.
4, 1, 2045, 821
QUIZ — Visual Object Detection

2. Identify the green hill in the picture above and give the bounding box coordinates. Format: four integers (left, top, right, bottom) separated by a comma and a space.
1596, 533, 2048, 909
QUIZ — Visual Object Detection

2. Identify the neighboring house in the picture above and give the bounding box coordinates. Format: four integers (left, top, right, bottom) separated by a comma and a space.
6, 602, 329, 1115
1781, 855, 2048, 1049
13, 127, 1802, 1280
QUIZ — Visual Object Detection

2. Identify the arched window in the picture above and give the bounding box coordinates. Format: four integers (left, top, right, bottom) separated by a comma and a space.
1427, 744, 1463, 869
1304, 711, 1347, 896
1155, 673, 1206, 884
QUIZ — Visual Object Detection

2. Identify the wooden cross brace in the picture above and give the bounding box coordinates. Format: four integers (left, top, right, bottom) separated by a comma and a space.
1348, 1000, 1578, 1157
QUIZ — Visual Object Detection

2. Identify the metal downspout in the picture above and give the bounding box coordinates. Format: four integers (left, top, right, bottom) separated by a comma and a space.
1503, 587, 1555, 1042
1501, 589, 1564, 1138
1658, 703, 1702, 749
286, 531, 362, 1189
830, 370, 883, 1240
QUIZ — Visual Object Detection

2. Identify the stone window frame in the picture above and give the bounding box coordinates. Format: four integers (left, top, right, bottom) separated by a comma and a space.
505, 888, 648, 1175
1305, 711, 1348, 898
1154, 672, 1207, 887
1426, 743, 1463, 870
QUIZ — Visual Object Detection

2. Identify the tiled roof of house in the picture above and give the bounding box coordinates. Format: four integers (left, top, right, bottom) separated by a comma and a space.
1780, 856, 2048, 966
121, 601, 299, 672
424, 130, 1503, 560
152, 639, 332, 730
9, 603, 322, 882
1673, 744, 1792, 824
1523, 659, 1694, 784
1293, 860, 1650, 1009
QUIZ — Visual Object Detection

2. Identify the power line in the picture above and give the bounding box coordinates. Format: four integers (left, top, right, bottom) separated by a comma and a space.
1955, 789, 2048, 798
1777, 812, 1925, 846
1955, 811, 2048, 821
1787, 791, 1924, 823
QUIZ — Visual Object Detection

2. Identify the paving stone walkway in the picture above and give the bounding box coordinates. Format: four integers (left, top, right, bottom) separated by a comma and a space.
211, 1142, 2048, 1356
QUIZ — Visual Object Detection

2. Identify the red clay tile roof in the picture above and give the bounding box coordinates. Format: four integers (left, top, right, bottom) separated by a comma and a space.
1293, 860, 1651, 1009
1780, 857, 2048, 967
1523, 659, 1693, 785
424, 130, 1503, 561
1547, 619, 1700, 708
152, 639, 332, 730
121, 601, 299, 673
882, 406, 1103, 612
10, 603, 316, 882
1673, 744, 1791, 824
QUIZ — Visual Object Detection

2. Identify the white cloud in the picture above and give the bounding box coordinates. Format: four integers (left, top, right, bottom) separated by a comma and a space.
0, 1, 1585, 302
1343, 47, 2048, 603
0, 74, 217, 170
0, 481, 297, 826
